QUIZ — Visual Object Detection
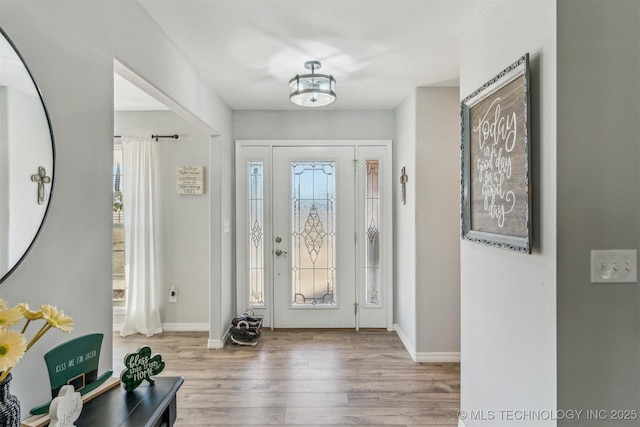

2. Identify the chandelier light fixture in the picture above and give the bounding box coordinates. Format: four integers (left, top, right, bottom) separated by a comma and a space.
289, 60, 336, 107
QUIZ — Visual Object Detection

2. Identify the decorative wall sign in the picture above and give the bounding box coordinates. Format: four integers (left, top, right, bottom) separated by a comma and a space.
177, 166, 204, 194
120, 346, 165, 392
460, 53, 532, 253
49, 385, 82, 427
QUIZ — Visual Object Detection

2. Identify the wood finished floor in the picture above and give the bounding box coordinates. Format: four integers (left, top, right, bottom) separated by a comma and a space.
113, 330, 460, 426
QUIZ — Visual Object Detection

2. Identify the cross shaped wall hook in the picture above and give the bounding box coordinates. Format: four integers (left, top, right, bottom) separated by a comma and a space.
400, 167, 408, 205
31, 166, 51, 205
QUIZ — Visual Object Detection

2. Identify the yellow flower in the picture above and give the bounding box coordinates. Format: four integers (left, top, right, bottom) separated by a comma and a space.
0, 329, 27, 372
0, 299, 6, 310
18, 303, 43, 321
41, 305, 74, 332
0, 307, 23, 328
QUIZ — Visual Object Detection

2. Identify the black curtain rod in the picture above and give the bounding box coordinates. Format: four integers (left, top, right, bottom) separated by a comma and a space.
113, 134, 179, 141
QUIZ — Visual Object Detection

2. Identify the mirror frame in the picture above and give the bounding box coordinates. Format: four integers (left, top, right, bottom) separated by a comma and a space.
0, 26, 56, 284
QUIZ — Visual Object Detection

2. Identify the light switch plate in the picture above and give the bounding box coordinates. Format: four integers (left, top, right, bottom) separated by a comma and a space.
590, 250, 637, 283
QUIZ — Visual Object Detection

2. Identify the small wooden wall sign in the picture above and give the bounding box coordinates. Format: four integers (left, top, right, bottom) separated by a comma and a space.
120, 346, 165, 392
177, 166, 204, 194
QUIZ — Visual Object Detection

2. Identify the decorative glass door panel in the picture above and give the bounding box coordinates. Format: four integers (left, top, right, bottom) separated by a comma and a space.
291, 161, 336, 306
273, 146, 355, 328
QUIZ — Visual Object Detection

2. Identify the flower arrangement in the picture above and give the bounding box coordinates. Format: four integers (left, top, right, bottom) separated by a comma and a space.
0, 299, 73, 382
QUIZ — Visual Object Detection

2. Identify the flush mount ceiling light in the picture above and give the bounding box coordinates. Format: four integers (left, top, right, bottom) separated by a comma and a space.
289, 61, 336, 107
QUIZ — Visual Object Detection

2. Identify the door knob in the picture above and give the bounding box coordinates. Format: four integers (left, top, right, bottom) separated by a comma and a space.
275, 249, 287, 256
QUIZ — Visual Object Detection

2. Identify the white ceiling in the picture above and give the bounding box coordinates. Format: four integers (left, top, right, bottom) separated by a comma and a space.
116, 0, 491, 111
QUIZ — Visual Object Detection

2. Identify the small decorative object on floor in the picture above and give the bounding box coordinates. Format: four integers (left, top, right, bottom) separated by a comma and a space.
49, 385, 82, 427
229, 309, 262, 346
0, 299, 73, 427
0, 373, 20, 427
120, 346, 165, 392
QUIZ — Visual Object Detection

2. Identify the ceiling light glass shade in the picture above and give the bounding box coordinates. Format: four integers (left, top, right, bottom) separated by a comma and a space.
289, 61, 336, 107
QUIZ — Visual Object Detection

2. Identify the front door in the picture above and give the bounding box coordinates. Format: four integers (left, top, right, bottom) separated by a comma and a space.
272, 146, 356, 328
235, 140, 393, 331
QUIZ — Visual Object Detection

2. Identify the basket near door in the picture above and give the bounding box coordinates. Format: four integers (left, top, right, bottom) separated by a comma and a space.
228, 309, 263, 346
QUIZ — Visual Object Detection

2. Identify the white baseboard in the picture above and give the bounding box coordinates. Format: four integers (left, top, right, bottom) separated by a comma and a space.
208, 328, 229, 349
207, 339, 224, 349
416, 352, 460, 362
162, 323, 209, 331
394, 323, 417, 361
393, 323, 461, 363
112, 322, 209, 332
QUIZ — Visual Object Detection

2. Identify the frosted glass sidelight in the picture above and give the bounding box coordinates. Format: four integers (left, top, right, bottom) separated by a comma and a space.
248, 162, 264, 306
365, 161, 381, 306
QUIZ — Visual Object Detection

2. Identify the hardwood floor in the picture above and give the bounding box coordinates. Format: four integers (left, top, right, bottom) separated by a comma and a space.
113, 330, 460, 426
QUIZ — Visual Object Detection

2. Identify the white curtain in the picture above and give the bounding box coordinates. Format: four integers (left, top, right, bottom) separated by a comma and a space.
120, 137, 163, 337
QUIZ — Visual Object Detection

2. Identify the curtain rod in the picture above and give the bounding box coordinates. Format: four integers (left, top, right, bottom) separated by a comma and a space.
113, 134, 179, 142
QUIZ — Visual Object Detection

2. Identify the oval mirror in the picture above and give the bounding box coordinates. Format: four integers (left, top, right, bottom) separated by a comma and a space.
0, 26, 55, 284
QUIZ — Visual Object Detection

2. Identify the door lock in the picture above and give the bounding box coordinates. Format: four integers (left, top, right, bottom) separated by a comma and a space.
275, 249, 288, 256
275, 236, 282, 243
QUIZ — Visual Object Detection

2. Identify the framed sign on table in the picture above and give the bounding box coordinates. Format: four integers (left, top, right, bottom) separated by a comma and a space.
460, 53, 532, 253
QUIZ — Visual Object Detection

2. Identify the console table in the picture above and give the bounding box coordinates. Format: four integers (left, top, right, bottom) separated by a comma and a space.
23, 376, 184, 427
75, 376, 183, 427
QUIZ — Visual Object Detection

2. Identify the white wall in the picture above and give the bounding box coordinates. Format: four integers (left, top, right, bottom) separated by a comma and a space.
394, 92, 417, 352
415, 87, 460, 357
557, 1, 640, 424
459, 1, 557, 425
233, 110, 395, 140
0, 0, 231, 415
115, 111, 210, 329
394, 88, 460, 361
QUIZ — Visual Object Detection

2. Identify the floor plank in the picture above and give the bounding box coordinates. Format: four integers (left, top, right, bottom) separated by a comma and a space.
113, 329, 460, 426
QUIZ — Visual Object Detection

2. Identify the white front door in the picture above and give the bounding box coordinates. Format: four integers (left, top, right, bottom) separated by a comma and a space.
272, 146, 356, 328
235, 140, 393, 331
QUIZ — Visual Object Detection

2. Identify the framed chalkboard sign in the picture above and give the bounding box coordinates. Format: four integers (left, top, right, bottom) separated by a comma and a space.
460, 53, 531, 253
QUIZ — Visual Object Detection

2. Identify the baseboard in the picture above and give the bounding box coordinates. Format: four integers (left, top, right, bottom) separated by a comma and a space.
112, 322, 209, 332
416, 352, 461, 363
208, 328, 229, 349
393, 323, 461, 363
394, 323, 417, 361
162, 323, 209, 331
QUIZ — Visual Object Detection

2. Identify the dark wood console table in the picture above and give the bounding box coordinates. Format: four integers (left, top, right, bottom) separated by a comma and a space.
75, 376, 183, 427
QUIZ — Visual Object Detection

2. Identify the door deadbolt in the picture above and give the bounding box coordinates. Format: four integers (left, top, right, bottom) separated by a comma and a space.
275, 236, 282, 243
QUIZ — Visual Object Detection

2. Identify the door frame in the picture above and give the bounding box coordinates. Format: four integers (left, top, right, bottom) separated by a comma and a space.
235, 140, 393, 330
